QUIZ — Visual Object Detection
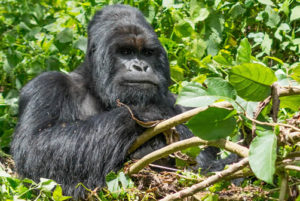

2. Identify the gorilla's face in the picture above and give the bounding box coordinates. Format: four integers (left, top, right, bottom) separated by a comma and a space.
87, 6, 170, 108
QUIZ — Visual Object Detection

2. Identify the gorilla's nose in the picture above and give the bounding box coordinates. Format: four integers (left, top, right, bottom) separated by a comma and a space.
130, 64, 149, 72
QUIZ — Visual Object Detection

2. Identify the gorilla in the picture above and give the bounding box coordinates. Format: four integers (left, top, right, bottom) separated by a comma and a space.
11, 4, 226, 199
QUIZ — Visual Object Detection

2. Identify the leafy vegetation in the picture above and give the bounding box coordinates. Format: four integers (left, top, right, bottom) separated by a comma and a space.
0, 0, 299, 200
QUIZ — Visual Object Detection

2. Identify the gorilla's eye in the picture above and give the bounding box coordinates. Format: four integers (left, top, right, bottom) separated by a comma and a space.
142, 48, 154, 57
118, 47, 134, 56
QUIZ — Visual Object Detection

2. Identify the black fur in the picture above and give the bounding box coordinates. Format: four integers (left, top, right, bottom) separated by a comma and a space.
11, 5, 193, 198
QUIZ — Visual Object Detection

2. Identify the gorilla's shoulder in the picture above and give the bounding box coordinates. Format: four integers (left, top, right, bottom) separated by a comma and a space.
20, 71, 72, 99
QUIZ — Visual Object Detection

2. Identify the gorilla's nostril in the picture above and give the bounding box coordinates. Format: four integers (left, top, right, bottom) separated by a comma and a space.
143, 65, 149, 71
132, 64, 143, 72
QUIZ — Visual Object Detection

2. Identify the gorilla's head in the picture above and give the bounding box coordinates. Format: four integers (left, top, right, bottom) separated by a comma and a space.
86, 5, 170, 108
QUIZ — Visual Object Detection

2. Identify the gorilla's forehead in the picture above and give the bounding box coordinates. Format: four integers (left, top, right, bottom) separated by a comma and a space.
111, 25, 157, 48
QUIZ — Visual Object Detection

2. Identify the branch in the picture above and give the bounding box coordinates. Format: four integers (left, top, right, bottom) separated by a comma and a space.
160, 158, 249, 201
279, 172, 288, 201
285, 165, 300, 172
271, 82, 280, 122
128, 101, 232, 154
278, 86, 300, 97
247, 116, 300, 132
128, 137, 248, 175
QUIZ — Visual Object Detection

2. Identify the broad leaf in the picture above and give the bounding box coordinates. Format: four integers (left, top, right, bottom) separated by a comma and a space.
265, 6, 280, 28
229, 63, 277, 101
236, 38, 252, 64
249, 131, 277, 184
106, 172, 120, 198
258, 0, 274, 6
261, 33, 272, 55
290, 6, 300, 22
186, 107, 236, 141
229, 3, 246, 19
174, 21, 194, 38
57, 28, 73, 43
53, 185, 72, 201
176, 78, 236, 107
280, 95, 300, 111
73, 36, 87, 53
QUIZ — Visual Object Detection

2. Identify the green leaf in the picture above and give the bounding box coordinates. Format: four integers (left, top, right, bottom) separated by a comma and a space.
174, 21, 194, 38
248, 32, 264, 43
190, 39, 207, 58
235, 96, 259, 118
291, 64, 300, 83
57, 28, 73, 43
53, 185, 72, 201
191, 8, 210, 22
106, 172, 120, 198
170, 65, 185, 81
280, 0, 290, 16
261, 33, 272, 55
73, 36, 87, 53
236, 38, 252, 64
186, 107, 236, 141
213, 50, 233, 66
249, 131, 277, 184
280, 95, 300, 111
290, 6, 300, 22
176, 78, 237, 107
207, 32, 221, 56
257, 0, 274, 6
229, 63, 277, 101
162, 0, 174, 8
39, 178, 57, 192
265, 6, 280, 28
229, 3, 246, 19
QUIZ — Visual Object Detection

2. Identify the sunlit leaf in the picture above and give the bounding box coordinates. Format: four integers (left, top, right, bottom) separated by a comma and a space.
236, 38, 252, 64
280, 95, 300, 111
57, 28, 73, 43
229, 63, 277, 101
249, 131, 277, 184
177, 78, 236, 107
290, 6, 300, 22
257, 0, 274, 6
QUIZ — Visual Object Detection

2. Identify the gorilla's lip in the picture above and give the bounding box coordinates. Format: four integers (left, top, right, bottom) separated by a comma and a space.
122, 80, 157, 86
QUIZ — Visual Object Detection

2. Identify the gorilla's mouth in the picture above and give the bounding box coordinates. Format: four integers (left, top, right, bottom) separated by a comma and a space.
122, 80, 157, 87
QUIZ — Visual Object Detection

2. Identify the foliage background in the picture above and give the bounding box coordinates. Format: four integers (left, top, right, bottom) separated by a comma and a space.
0, 0, 299, 200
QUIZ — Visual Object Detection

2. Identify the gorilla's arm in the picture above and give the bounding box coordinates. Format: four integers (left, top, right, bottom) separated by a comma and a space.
12, 72, 143, 198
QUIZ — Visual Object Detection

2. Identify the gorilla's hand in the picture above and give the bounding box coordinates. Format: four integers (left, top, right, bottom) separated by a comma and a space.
132, 103, 176, 122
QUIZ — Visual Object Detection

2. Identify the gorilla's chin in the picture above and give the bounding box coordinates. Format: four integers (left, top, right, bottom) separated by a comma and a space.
116, 85, 159, 105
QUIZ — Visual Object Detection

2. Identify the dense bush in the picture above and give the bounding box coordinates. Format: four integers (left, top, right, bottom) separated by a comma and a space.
0, 0, 299, 200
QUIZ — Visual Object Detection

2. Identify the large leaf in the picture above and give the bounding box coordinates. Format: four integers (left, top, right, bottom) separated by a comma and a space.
186, 107, 236, 141
190, 0, 210, 22
265, 6, 280, 28
290, 6, 300, 22
174, 21, 194, 38
236, 38, 252, 64
176, 78, 236, 107
249, 131, 277, 184
280, 95, 300, 111
229, 63, 277, 101
258, 0, 274, 6
56, 28, 73, 43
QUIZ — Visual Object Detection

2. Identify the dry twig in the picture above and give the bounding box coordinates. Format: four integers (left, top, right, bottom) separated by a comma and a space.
160, 158, 249, 201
